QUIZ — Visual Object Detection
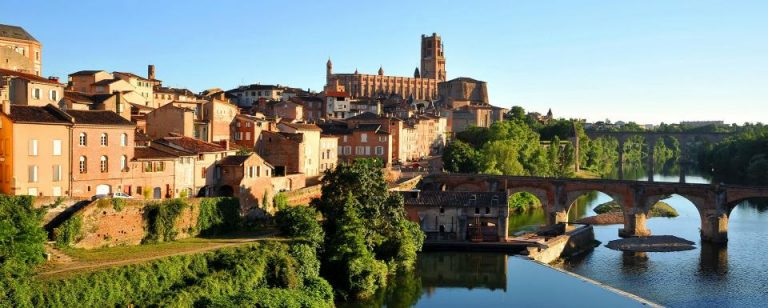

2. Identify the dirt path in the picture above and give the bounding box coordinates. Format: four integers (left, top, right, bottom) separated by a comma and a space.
39, 234, 280, 279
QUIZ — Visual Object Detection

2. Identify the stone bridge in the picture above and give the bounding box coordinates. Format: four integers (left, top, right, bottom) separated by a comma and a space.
578, 131, 732, 182
420, 173, 768, 244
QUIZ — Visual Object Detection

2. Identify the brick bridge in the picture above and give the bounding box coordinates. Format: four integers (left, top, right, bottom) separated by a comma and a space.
577, 131, 732, 182
420, 173, 768, 244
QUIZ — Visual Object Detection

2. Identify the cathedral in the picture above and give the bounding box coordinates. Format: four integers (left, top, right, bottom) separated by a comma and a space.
326, 33, 446, 101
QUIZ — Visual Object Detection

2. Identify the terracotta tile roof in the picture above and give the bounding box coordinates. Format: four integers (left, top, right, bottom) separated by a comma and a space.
64, 91, 95, 104
114, 71, 151, 81
133, 146, 178, 160
153, 134, 227, 154
347, 112, 382, 120
7, 105, 72, 124
279, 122, 322, 131
0, 24, 38, 42
66, 110, 134, 126
219, 155, 250, 166
400, 191, 508, 207
91, 78, 121, 86
68, 70, 105, 76
154, 86, 195, 97
0, 68, 61, 85
356, 123, 382, 132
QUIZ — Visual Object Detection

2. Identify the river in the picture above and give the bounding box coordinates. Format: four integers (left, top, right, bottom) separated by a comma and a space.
350, 164, 768, 307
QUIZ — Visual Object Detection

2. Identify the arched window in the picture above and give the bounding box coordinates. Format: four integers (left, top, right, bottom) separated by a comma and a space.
100, 155, 108, 173
79, 132, 87, 146
120, 155, 127, 171
100, 133, 108, 146
79, 156, 87, 173
120, 133, 128, 146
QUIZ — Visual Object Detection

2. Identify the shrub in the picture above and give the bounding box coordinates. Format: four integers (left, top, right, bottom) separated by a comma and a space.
111, 198, 126, 212
53, 216, 83, 248
0, 195, 47, 271
143, 199, 188, 243
196, 197, 241, 236
275, 206, 324, 248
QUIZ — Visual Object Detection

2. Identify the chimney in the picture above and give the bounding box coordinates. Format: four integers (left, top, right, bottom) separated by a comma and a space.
148, 65, 155, 80
48, 76, 59, 83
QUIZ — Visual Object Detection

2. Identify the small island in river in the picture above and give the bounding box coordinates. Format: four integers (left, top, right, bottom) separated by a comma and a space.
576, 200, 678, 225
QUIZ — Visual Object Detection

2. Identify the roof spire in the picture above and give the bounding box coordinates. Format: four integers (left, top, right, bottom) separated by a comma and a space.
378, 65, 384, 76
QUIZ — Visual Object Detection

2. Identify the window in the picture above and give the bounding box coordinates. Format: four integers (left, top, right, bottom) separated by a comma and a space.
33, 88, 41, 99
29, 139, 38, 156
79, 132, 87, 146
79, 156, 87, 173
439, 207, 445, 214
245, 132, 251, 140
342, 135, 348, 143
365, 146, 371, 155
156, 162, 165, 172
375, 146, 384, 156
248, 166, 254, 178
49, 90, 58, 101
379, 136, 387, 142
52, 165, 61, 182
28, 165, 38, 183
52, 140, 62, 156
257, 166, 261, 177
355, 146, 364, 155
246, 122, 251, 128
236, 121, 241, 127
474, 207, 480, 214
360, 133, 368, 143
100, 133, 108, 146
120, 155, 127, 171
100, 156, 108, 173
485, 207, 491, 214
120, 133, 128, 146
344, 146, 351, 155
201, 167, 207, 178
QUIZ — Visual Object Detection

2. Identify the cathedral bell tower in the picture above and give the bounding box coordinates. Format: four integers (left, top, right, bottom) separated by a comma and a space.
420, 33, 446, 81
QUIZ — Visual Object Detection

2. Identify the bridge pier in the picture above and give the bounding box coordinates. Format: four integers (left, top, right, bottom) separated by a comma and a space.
548, 209, 568, 225
619, 212, 651, 238
701, 212, 729, 244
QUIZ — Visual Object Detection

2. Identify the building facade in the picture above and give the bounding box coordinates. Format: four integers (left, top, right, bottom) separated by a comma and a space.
325, 33, 445, 101
0, 24, 42, 76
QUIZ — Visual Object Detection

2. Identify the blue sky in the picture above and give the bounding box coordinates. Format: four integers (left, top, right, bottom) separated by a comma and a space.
2, 0, 766, 124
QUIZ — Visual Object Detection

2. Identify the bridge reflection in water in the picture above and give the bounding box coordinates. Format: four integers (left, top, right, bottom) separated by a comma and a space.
418, 252, 507, 291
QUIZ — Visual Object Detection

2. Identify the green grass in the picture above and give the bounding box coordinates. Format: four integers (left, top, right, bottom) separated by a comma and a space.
594, 200, 679, 218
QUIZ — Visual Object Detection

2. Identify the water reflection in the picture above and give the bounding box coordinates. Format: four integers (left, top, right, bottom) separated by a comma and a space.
621, 252, 649, 275
699, 242, 728, 276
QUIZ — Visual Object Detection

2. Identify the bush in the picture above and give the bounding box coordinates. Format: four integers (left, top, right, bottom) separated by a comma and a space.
111, 198, 126, 212
143, 199, 188, 243
0, 195, 47, 272
275, 206, 324, 248
53, 216, 83, 248
21, 242, 333, 307
196, 198, 241, 236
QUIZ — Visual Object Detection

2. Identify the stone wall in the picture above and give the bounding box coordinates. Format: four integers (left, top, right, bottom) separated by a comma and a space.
283, 184, 321, 206
65, 198, 206, 249
526, 225, 596, 264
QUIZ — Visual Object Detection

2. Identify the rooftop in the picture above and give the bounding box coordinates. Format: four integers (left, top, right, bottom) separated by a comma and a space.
153, 134, 227, 154
0, 68, 61, 85
66, 110, 135, 126
0, 24, 38, 42
219, 155, 251, 166
133, 146, 178, 160
7, 105, 72, 124
279, 122, 322, 131
68, 70, 106, 76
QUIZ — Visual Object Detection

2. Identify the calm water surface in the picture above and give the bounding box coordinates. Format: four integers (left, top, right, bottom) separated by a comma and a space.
350, 166, 768, 307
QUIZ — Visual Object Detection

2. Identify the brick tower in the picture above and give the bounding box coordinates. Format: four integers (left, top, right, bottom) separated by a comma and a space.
420, 33, 446, 81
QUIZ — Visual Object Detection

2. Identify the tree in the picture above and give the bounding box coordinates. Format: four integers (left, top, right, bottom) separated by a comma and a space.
443, 140, 481, 173
0, 196, 47, 273
509, 106, 526, 120
275, 206, 324, 248
312, 159, 424, 299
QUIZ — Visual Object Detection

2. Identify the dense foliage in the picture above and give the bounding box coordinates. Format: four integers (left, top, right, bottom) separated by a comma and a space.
444, 118, 575, 177
275, 206, 325, 248
312, 159, 425, 300
52, 216, 82, 248
196, 197, 241, 236
143, 198, 188, 243
508, 192, 542, 213
0, 196, 46, 273
5, 242, 333, 307
698, 124, 768, 185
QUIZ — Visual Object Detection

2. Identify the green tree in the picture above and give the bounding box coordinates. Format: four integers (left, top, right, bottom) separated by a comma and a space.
275, 206, 324, 248
443, 140, 481, 173
313, 159, 424, 299
0, 196, 47, 273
